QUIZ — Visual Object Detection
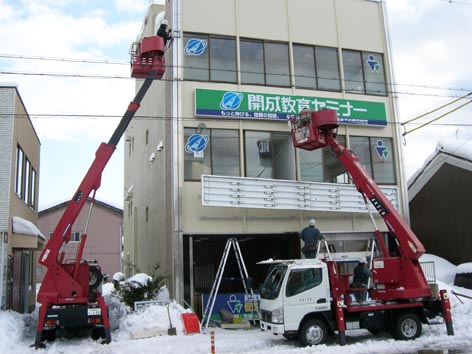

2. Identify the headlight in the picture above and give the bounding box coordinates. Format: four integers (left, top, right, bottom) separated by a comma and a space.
272, 308, 284, 324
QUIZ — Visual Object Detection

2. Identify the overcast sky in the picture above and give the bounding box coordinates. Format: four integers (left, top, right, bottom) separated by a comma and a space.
1, 0, 471, 210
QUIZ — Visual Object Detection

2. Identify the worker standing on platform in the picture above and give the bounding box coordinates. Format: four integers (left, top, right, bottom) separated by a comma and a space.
299, 219, 323, 259
157, 19, 172, 46
351, 257, 372, 303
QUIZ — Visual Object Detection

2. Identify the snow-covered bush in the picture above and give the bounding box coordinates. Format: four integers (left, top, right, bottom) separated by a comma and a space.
115, 264, 166, 309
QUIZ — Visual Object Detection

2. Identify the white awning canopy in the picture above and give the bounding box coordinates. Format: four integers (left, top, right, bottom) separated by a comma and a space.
12, 216, 46, 241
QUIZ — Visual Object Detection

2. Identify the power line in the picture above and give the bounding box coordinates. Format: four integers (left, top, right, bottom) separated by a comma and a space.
1, 53, 472, 96
2, 113, 472, 130
2, 68, 472, 101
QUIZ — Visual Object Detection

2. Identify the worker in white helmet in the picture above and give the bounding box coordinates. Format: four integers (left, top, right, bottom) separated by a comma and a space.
351, 257, 372, 303
299, 219, 323, 259
157, 18, 172, 46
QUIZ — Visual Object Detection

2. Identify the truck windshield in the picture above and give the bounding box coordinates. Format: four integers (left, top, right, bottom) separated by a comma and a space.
259, 265, 287, 300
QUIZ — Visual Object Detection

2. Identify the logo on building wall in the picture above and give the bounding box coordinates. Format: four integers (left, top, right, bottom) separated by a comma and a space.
184, 39, 207, 56
367, 54, 381, 73
220, 91, 243, 110
185, 134, 209, 153
375, 140, 389, 159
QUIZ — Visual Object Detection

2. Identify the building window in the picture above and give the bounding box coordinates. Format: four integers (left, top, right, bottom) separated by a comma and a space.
184, 128, 240, 181
145, 130, 149, 145
70, 232, 81, 242
240, 39, 264, 85
350, 136, 395, 184
343, 50, 364, 94
30, 168, 36, 209
184, 34, 237, 83
264, 42, 290, 86
14, 145, 37, 210
24, 158, 30, 205
210, 36, 237, 82
362, 52, 387, 95
145, 207, 149, 223
15, 146, 24, 197
316, 46, 341, 91
299, 136, 347, 183
293, 45, 340, 91
244, 131, 295, 180
240, 40, 290, 87
342, 50, 386, 96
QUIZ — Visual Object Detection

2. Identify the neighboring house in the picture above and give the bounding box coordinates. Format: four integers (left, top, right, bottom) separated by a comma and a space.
0, 84, 43, 313
408, 139, 472, 265
124, 0, 408, 309
37, 198, 123, 283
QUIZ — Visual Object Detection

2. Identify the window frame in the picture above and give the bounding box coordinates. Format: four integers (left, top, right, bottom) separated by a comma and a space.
184, 128, 241, 181
342, 49, 387, 96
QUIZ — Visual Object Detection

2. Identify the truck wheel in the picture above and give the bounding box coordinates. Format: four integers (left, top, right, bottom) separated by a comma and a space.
89, 266, 103, 290
392, 313, 422, 340
299, 319, 328, 346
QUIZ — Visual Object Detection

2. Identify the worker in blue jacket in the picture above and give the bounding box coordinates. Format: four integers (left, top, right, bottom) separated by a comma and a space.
351, 257, 372, 303
299, 219, 323, 258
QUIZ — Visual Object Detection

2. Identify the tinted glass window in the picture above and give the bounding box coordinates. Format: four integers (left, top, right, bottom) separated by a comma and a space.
210, 37, 236, 82
316, 47, 341, 91
183, 34, 209, 81
286, 268, 322, 297
265, 42, 290, 86
343, 50, 364, 93
240, 40, 264, 85
293, 44, 316, 89
363, 52, 387, 96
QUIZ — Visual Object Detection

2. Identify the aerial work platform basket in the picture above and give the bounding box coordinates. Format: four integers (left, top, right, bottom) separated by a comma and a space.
129, 36, 166, 79
289, 109, 339, 151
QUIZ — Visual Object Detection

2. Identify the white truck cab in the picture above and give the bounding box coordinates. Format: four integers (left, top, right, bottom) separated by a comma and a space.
259, 259, 332, 344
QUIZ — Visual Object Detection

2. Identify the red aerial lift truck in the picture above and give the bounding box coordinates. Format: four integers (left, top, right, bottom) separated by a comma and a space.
34, 35, 167, 348
259, 109, 454, 346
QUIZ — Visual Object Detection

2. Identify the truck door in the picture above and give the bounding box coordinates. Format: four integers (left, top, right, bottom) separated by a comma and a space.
283, 266, 330, 331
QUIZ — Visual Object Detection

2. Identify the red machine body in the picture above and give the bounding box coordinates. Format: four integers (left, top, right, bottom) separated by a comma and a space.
34, 36, 167, 348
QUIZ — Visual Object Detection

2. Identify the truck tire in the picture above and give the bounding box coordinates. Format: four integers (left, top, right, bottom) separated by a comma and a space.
392, 313, 422, 340
299, 319, 328, 346
89, 266, 103, 290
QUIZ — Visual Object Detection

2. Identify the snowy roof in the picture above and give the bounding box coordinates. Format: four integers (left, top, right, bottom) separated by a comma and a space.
408, 139, 472, 201
12, 216, 46, 240
39, 197, 123, 214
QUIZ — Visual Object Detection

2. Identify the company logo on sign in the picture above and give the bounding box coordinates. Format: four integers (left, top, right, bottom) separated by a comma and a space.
367, 54, 381, 73
220, 91, 243, 110
185, 134, 209, 153
184, 39, 207, 56
375, 140, 389, 159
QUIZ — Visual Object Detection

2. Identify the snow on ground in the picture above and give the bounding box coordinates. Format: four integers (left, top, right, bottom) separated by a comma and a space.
1, 254, 472, 354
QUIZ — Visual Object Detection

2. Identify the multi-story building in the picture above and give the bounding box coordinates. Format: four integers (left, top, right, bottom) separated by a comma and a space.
37, 199, 123, 283
0, 84, 42, 313
124, 0, 408, 309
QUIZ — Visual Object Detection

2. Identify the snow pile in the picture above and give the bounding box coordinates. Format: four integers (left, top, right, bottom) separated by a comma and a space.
0, 311, 25, 351
114, 300, 190, 340
420, 253, 457, 284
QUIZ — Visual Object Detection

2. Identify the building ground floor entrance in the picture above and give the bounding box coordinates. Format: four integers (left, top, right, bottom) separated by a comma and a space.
183, 233, 300, 317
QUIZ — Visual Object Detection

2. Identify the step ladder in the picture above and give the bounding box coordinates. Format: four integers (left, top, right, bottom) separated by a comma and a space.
201, 238, 259, 333
316, 238, 333, 261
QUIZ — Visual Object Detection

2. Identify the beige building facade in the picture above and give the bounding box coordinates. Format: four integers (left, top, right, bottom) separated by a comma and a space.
0, 84, 42, 313
124, 0, 408, 309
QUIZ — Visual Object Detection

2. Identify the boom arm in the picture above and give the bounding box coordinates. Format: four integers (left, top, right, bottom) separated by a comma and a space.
325, 134, 425, 260
290, 109, 431, 301
39, 69, 158, 267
